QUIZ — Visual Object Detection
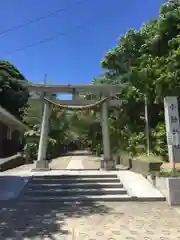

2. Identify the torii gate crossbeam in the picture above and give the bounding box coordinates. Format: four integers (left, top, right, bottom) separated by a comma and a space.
26, 83, 123, 170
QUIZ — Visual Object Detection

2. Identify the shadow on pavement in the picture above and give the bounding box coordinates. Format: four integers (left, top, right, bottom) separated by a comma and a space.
0, 201, 113, 239
0, 174, 114, 239
0, 175, 30, 201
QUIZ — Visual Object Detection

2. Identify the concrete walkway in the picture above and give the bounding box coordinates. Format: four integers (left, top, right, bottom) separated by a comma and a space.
0, 153, 165, 201
2, 163, 35, 175
0, 202, 180, 239
117, 170, 165, 200
0, 153, 180, 238
49, 156, 71, 169
66, 155, 84, 169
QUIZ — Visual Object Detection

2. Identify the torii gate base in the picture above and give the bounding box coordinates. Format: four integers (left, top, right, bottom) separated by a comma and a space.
35, 161, 49, 171
100, 161, 115, 170
28, 84, 122, 171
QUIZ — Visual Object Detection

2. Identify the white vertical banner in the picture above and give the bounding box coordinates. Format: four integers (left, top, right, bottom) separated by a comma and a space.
164, 97, 180, 163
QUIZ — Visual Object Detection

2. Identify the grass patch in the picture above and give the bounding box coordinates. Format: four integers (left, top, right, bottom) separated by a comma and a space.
134, 154, 163, 163
150, 169, 180, 178
157, 169, 180, 177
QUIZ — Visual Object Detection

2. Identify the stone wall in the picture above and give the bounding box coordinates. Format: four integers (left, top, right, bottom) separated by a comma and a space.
149, 176, 180, 206
0, 153, 25, 171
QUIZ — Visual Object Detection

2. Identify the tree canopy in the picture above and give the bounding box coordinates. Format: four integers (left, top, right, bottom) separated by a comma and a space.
24, 101, 103, 160
0, 60, 29, 119
94, 0, 180, 157
5, 0, 180, 161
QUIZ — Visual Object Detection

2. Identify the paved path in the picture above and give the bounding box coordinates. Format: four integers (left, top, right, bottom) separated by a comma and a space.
0, 153, 180, 238
49, 156, 72, 169
82, 155, 101, 169
2, 163, 35, 175
0, 202, 180, 239
66, 155, 84, 170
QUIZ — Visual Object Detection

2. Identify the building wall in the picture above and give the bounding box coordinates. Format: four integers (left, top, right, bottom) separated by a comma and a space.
0, 123, 23, 158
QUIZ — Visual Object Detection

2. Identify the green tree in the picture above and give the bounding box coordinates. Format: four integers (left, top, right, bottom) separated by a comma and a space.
0, 61, 29, 157
24, 99, 103, 160
96, 0, 180, 157
0, 60, 29, 119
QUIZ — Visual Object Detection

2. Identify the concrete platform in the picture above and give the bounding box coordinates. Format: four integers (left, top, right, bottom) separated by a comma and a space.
117, 171, 165, 201
32, 170, 118, 176
21, 194, 132, 202
0, 175, 31, 200
1, 163, 35, 176
0, 164, 34, 201
0, 201, 180, 239
66, 155, 84, 169
0, 161, 165, 202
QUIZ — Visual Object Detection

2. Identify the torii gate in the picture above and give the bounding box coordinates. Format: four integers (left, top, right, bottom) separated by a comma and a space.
27, 83, 122, 170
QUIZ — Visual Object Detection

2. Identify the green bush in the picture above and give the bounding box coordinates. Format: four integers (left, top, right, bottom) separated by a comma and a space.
157, 169, 180, 178
151, 122, 168, 159
24, 126, 57, 161
135, 154, 163, 163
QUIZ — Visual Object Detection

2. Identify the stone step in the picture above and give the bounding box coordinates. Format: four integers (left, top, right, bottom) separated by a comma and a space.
30, 178, 120, 184
20, 194, 132, 202
23, 188, 127, 197
32, 174, 118, 179
27, 182, 124, 189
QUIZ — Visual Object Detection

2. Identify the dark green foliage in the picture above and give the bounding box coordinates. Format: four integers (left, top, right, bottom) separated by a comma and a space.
19, 1, 180, 161
0, 60, 29, 119
96, 1, 180, 158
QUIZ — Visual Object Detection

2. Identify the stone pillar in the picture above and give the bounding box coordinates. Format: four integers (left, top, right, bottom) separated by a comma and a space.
40, 92, 45, 125
72, 89, 79, 101
0, 123, 4, 157
35, 94, 51, 170
164, 96, 180, 163
101, 99, 115, 170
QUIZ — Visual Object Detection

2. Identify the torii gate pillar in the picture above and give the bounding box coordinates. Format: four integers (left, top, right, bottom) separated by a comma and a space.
27, 84, 122, 171
101, 99, 115, 170
34, 94, 51, 170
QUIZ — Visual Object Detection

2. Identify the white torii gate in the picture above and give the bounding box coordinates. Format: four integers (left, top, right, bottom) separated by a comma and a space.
27, 83, 123, 170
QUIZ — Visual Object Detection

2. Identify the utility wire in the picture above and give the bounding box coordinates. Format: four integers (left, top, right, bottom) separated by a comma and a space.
6, 32, 66, 55
5, 3, 115, 56
5, 7, 108, 56
0, 0, 83, 36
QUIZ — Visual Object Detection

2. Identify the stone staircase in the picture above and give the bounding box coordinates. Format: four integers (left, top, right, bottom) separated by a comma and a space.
19, 172, 132, 203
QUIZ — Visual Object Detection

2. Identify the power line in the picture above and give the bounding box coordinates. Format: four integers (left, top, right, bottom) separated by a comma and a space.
6, 32, 67, 55
6, 22, 86, 55
5, 3, 114, 56
5, 18, 94, 56
0, 0, 83, 36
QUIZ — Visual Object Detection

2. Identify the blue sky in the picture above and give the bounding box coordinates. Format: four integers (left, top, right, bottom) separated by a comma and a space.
0, 0, 166, 91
